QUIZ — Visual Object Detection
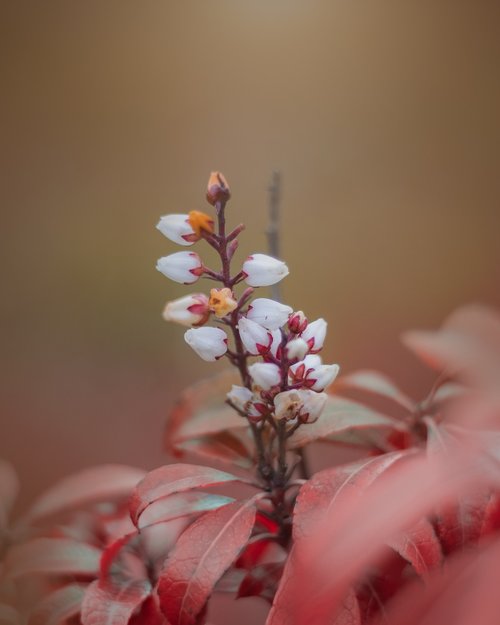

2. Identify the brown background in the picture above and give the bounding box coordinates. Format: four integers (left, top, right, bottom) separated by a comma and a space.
1, 0, 499, 521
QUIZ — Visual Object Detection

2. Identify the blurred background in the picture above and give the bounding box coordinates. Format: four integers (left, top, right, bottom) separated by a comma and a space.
1, 0, 499, 515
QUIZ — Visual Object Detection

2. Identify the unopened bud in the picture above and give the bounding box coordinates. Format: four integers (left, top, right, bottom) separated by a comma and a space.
206, 171, 231, 206
288, 311, 308, 334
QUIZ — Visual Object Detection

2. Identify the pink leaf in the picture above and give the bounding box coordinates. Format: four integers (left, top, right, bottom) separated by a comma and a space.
129, 464, 242, 527
157, 498, 257, 625
81, 579, 151, 625
287, 396, 407, 450
387, 518, 443, 578
138, 492, 234, 530
25, 465, 146, 523
337, 370, 415, 412
332, 588, 361, 625
4, 537, 101, 578
165, 370, 245, 454
402, 304, 500, 391
28, 584, 86, 625
173, 432, 253, 470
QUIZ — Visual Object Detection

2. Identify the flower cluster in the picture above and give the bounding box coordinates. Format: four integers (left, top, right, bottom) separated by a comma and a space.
156, 172, 339, 430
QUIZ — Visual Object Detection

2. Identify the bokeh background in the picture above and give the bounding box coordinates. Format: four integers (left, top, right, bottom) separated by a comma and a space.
2, 0, 499, 533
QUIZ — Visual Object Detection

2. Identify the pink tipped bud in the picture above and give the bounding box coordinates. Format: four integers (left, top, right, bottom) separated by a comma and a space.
248, 362, 281, 391
184, 326, 228, 361
242, 254, 289, 287
288, 311, 308, 334
156, 251, 204, 284
206, 171, 231, 206
162, 294, 209, 327
300, 318, 327, 353
238, 317, 272, 356
246, 298, 293, 330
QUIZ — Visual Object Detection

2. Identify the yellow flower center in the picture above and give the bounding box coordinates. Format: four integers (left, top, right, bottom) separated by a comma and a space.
209, 288, 237, 318
188, 210, 214, 237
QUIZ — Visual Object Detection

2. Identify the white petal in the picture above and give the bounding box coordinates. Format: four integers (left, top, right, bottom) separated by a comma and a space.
248, 362, 281, 390
162, 294, 208, 327
238, 317, 272, 355
156, 214, 195, 246
243, 254, 289, 287
247, 298, 293, 330
286, 337, 309, 361
156, 251, 202, 284
227, 385, 253, 411
184, 327, 227, 361
301, 318, 327, 352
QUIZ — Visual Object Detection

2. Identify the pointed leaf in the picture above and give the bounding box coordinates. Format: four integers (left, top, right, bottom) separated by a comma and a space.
387, 518, 443, 578
4, 537, 101, 578
173, 432, 253, 469
337, 370, 415, 412
28, 584, 86, 625
138, 492, 234, 529
81, 579, 151, 625
165, 370, 245, 454
157, 499, 257, 625
287, 396, 407, 450
25, 465, 146, 523
129, 463, 242, 527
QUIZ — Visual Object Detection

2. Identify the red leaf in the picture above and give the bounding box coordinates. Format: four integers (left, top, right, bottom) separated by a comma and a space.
292, 451, 414, 540
332, 588, 361, 625
4, 537, 101, 578
129, 464, 243, 527
81, 579, 151, 625
237, 562, 284, 603
25, 465, 146, 523
138, 492, 234, 530
28, 584, 86, 625
387, 518, 443, 578
287, 396, 407, 451
165, 370, 246, 454
337, 370, 415, 412
157, 498, 257, 625
173, 432, 253, 470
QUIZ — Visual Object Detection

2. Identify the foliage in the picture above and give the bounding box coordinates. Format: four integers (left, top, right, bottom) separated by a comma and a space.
1, 174, 500, 624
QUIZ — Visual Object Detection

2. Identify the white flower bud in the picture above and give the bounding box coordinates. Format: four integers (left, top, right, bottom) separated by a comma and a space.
274, 389, 327, 423
248, 362, 281, 391
238, 317, 272, 355
300, 318, 327, 353
286, 337, 309, 361
246, 298, 293, 330
289, 354, 322, 381
162, 294, 209, 327
184, 327, 228, 361
309, 364, 340, 392
242, 254, 289, 287
156, 252, 204, 284
156, 214, 196, 246
227, 385, 253, 412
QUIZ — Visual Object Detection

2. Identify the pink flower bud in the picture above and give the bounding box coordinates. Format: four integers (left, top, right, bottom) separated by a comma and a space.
156, 252, 204, 284
248, 362, 281, 391
242, 254, 289, 287
300, 318, 327, 353
162, 294, 209, 327
246, 298, 293, 330
288, 310, 308, 334
184, 326, 228, 361
238, 317, 272, 356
